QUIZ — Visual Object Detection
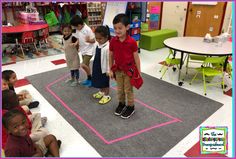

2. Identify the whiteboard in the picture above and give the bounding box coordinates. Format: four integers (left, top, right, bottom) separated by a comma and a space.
103, 2, 127, 35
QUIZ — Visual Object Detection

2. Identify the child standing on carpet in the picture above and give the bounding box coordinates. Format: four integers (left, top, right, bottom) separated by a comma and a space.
91, 26, 111, 104
70, 15, 95, 87
62, 24, 80, 87
2, 70, 39, 109
109, 14, 142, 119
2, 109, 61, 157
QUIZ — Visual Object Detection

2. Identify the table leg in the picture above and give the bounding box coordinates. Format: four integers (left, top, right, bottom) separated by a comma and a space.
178, 52, 184, 86
173, 50, 176, 58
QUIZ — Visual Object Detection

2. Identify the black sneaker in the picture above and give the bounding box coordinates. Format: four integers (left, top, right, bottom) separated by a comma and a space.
121, 106, 135, 119
114, 102, 126, 116
28, 101, 39, 109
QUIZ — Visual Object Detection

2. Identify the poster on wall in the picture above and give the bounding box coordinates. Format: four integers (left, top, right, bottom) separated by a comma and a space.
150, 14, 159, 21
149, 21, 158, 29
149, 5, 160, 29
150, 6, 160, 14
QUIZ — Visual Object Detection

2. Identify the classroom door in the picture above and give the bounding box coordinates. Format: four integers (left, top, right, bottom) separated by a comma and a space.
184, 2, 226, 37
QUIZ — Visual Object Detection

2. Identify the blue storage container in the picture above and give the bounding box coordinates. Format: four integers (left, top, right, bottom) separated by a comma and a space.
131, 34, 140, 41
130, 21, 141, 28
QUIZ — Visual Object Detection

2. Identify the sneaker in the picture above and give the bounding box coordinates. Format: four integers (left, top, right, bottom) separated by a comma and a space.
86, 81, 92, 87
65, 78, 73, 83
70, 81, 78, 87
114, 102, 126, 116
41, 117, 47, 127
121, 106, 135, 119
81, 80, 92, 86
28, 101, 39, 109
99, 96, 111, 104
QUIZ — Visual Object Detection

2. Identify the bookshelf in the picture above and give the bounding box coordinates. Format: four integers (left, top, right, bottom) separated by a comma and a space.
87, 2, 103, 30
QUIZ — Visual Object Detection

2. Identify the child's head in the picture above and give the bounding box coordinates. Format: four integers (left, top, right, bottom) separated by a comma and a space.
95, 25, 110, 45
62, 24, 73, 37
2, 70, 17, 86
2, 89, 19, 110
2, 109, 28, 137
113, 13, 130, 38
2, 78, 9, 90
70, 15, 84, 31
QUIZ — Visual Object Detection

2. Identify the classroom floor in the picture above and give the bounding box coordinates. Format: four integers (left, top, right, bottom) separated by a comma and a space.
2, 44, 233, 157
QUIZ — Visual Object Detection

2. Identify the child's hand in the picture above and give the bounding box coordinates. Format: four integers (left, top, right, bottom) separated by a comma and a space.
85, 36, 90, 43
70, 43, 77, 47
18, 94, 25, 100
109, 71, 114, 79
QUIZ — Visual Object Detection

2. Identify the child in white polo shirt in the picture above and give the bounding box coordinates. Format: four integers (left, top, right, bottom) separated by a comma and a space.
70, 15, 95, 87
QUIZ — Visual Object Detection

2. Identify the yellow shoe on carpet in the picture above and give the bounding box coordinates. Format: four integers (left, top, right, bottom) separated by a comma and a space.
93, 91, 104, 99
99, 96, 111, 104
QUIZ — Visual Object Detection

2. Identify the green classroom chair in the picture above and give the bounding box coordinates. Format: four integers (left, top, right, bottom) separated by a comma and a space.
189, 56, 227, 95
185, 54, 207, 75
159, 49, 181, 79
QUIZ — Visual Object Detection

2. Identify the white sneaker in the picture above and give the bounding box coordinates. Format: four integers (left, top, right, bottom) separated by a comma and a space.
70, 81, 78, 87
65, 78, 73, 83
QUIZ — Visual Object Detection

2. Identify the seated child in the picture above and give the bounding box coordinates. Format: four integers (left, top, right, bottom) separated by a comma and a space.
2, 70, 39, 109
2, 90, 48, 144
2, 78, 9, 91
3, 109, 61, 157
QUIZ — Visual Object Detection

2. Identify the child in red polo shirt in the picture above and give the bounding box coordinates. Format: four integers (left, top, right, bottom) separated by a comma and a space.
109, 13, 141, 119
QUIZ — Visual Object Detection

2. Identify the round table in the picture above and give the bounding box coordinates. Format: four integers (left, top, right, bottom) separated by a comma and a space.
2, 24, 49, 34
2, 24, 49, 44
163, 37, 232, 86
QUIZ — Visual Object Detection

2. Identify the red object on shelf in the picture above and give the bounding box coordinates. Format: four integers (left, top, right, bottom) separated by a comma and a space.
131, 28, 140, 35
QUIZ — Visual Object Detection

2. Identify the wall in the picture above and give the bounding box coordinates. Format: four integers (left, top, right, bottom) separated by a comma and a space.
161, 2, 188, 36
222, 2, 232, 33
161, 1, 232, 36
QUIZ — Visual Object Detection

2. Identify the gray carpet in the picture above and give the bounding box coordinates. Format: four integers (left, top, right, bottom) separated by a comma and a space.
27, 67, 223, 157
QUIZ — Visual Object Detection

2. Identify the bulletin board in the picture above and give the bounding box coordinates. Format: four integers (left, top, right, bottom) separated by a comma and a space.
103, 2, 128, 35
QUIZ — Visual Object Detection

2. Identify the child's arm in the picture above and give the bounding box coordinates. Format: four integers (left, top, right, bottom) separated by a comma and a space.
32, 144, 43, 157
105, 49, 110, 76
85, 36, 95, 43
17, 93, 25, 100
133, 51, 141, 73
70, 40, 79, 48
109, 51, 114, 79
70, 36, 79, 49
